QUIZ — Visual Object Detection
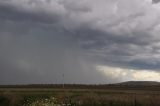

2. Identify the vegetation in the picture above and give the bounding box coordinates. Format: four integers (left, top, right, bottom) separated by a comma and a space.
0, 84, 160, 106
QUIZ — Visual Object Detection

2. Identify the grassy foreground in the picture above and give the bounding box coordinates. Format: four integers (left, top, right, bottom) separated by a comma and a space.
0, 86, 160, 106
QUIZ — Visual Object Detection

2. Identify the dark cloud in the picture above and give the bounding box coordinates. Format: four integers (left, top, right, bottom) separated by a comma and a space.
71, 26, 160, 70
0, 3, 60, 24
0, 17, 112, 84
0, 0, 160, 84
152, 0, 160, 4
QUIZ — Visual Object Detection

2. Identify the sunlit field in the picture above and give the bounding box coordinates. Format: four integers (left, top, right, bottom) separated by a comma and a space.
0, 85, 160, 106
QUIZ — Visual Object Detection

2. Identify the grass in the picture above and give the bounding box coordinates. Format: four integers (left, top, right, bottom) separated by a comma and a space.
0, 87, 160, 106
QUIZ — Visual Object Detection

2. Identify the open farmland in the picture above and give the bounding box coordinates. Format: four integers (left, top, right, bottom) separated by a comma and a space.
0, 84, 160, 106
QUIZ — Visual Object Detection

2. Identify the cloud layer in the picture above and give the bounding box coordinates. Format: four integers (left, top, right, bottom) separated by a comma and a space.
0, 0, 160, 84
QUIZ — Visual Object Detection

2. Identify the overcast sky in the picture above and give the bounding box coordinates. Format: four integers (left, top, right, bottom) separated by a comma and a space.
0, 0, 160, 84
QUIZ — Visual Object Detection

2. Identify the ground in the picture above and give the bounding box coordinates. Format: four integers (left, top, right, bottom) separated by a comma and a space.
0, 85, 160, 106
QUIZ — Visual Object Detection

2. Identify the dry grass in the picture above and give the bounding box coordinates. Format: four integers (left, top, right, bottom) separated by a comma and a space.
0, 88, 160, 106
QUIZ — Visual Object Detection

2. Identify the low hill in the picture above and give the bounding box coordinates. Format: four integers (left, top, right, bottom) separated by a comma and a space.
115, 81, 160, 86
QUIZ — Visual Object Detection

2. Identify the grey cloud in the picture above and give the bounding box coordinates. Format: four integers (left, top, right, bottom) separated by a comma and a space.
0, 0, 160, 84
152, 0, 160, 4
60, 0, 91, 12
0, 3, 60, 24
73, 27, 160, 70
0, 18, 113, 84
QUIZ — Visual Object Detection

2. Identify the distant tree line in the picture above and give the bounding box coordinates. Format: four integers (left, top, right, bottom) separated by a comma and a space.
0, 84, 160, 90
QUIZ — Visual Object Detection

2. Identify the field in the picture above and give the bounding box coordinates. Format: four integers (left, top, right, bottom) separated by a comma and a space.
0, 85, 160, 106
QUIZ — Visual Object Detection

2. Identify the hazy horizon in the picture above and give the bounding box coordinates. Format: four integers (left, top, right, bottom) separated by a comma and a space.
0, 0, 160, 84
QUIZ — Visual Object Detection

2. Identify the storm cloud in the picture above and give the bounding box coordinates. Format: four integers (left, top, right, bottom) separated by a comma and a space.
0, 0, 160, 84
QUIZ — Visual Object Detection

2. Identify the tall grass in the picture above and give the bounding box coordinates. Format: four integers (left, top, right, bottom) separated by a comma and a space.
0, 89, 160, 106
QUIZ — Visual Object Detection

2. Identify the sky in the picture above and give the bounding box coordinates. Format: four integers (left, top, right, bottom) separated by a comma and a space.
0, 0, 160, 84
